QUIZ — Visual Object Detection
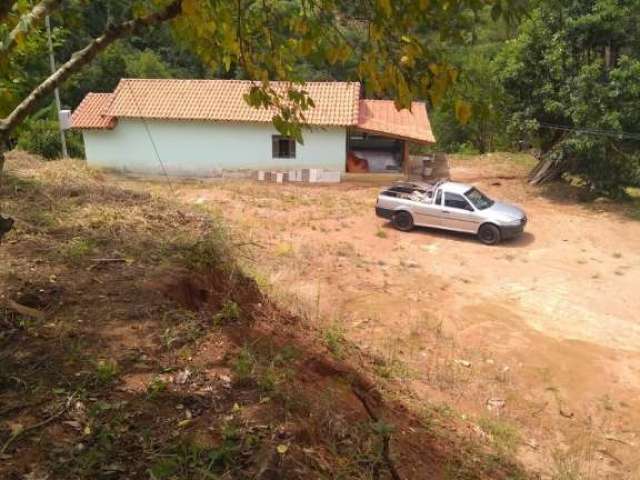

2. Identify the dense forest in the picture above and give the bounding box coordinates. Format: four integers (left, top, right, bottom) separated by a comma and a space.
3, 0, 640, 196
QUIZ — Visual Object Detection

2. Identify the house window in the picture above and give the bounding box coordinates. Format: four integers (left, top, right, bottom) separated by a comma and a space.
272, 136, 296, 159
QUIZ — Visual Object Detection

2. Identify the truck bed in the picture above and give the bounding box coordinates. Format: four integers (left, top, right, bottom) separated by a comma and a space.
378, 181, 440, 204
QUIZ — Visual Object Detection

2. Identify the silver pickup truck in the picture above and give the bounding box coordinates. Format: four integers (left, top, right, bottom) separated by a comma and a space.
375, 180, 527, 244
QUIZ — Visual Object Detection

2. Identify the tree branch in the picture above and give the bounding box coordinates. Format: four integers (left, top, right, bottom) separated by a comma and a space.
0, 0, 183, 140
0, 0, 183, 244
0, 0, 62, 57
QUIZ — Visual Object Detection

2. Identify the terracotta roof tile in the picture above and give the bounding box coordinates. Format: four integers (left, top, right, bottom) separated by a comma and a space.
105, 79, 361, 126
356, 100, 435, 144
70, 93, 116, 129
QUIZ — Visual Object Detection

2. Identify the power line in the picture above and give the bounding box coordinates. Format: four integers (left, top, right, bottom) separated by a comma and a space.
124, 81, 175, 193
537, 122, 640, 141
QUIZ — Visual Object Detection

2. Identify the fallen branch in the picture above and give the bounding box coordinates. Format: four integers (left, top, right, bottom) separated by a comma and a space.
597, 448, 623, 466
88, 258, 128, 271
529, 401, 549, 417
0, 398, 49, 418
605, 435, 634, 446
0, 393, 75, 455
90, 258, 126, 263
5, 298, 46, 321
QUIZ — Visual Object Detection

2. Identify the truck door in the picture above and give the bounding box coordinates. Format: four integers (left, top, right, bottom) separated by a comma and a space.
440, 192, 478, 232
413, 188, 443, 227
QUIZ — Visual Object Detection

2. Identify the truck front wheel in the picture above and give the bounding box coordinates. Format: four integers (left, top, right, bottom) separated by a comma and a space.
478, 223, 501, 245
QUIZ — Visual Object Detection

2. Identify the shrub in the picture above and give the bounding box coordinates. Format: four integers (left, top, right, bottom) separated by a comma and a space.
212, 300, 241, 325
17, 119, 84, 159
94, 359, 119, 385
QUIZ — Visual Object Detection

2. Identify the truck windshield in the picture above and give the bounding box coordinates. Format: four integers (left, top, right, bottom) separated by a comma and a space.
465, 187, 494, 210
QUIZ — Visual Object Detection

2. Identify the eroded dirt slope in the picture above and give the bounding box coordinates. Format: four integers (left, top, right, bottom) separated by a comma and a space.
161, 153, 640, 479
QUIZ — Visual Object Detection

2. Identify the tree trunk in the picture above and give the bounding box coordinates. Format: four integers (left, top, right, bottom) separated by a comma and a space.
0, 147, 14, 243
0, 0, 183, 243
528, 154, 564, 185
528, 125, 570, 185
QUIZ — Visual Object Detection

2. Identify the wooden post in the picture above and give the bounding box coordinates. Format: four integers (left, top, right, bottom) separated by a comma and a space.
402, 140, 410, 178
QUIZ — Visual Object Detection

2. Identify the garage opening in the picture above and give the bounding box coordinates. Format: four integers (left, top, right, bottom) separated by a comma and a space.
349, 99, 435, 175
347, 131, 406, 173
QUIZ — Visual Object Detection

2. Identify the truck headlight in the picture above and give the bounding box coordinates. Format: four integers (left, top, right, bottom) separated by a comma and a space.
504, 218, 522, 226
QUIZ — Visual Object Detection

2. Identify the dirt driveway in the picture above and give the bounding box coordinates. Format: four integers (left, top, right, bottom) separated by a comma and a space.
132, 154, 640, 478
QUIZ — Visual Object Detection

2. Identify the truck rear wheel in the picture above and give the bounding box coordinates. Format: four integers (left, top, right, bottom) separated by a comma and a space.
478, 223, 501, 245
392, 211, 414, 232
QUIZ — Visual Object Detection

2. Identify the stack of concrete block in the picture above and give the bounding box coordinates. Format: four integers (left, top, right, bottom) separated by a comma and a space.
308, 168, 319, 183
317, 170, 341, 183
256, 168, 341, 184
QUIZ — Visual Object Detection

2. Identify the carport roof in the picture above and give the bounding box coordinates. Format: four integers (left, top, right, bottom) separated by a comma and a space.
355, 100, 435, 144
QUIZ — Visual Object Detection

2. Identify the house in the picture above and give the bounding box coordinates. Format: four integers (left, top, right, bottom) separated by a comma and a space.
71, 79, 435, 177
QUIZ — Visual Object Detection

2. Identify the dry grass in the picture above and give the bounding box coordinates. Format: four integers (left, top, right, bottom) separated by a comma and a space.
3, 155, 235, 272
0, 152, 532, 480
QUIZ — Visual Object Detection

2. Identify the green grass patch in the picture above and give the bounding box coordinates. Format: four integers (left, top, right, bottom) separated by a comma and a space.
178, 229, 232, 271
232, 347, 255, 383
146, 376, 168, 399
478, 416, 520, 455
212, 300, 241, 325
60, 237, 97, 264
93, 359, 119, 385
323, 322, 346, 358
625, 188, 640, 220
148, 435, 244, 479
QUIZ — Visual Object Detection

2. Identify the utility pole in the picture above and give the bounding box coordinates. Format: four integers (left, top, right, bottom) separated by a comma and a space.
45, 15, 68, 158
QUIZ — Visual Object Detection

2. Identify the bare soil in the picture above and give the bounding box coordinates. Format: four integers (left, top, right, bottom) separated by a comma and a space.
145, 153, 640, 479
0, 151, 529, 480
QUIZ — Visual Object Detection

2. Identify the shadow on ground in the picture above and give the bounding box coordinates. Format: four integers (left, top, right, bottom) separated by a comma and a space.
0, 152, 530, 479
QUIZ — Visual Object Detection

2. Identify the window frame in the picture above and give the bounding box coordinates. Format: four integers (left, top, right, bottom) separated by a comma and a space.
435, 189, 442, 206
272, 135, 296, 159
444, 191, 474, 211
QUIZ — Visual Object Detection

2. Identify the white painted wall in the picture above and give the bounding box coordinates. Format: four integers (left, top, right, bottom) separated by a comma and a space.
82, 119, 346, 176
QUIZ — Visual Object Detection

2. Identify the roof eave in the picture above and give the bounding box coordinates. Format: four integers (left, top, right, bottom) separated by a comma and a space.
351, 126, 436, 144
111, 115, 353, 128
